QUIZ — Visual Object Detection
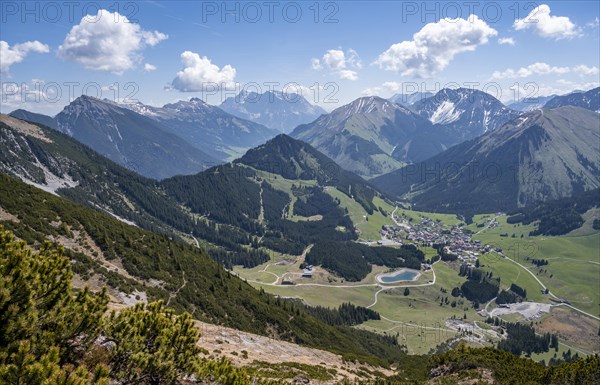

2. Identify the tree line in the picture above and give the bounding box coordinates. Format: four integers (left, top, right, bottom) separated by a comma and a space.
301, 302, 381, 326
485, 318, 559, 356
305, 242, 424, 281
507, 188, 600, 235
457, 265, 500, 305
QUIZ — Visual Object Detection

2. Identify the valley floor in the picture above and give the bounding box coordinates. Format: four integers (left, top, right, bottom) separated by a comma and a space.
232, 206, 600, 357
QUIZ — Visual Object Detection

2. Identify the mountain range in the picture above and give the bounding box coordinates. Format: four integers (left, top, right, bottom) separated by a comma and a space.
409, 88, 520, 141
9, 96, 218, 179
123, 97, 280, 160
507, 88, 600, 112
508, 95, 557, 111
57, 96, 222, 179
291, 88, 523, 179
0, 113, 189, 231
371, 106, 600, 217
291, 96, 439, 178
8, 86, 599, 186
9, 96, 281, 178
544, 87, 600, 111
220, 90, 327, 133
10, 108, 59, 129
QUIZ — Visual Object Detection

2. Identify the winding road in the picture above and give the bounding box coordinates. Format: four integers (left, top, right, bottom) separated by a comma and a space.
497, 251, 600, 321
193, 202, 599, 353
474, 214, 500, 235
244, 252, 440, 315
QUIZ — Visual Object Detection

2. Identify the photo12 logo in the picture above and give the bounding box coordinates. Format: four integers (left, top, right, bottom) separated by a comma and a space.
200, 1, 339, 23
1, 1, 139, 23
394, 321, 456, 344
485, 239, 540, 266
379, 81, 543, 105
191, 81, 339, 105
397, 161, 505, 186
399, 1, 541, 23
216, 160, 341, 184
1, 81, 139, 104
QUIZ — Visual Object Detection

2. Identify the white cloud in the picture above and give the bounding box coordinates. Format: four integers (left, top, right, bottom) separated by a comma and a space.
322, 50, 346, 70
311, 48, 362, 80
381, 82, 403, 92
505, 80, 599, 103
498, 37, 515, 45
571, 65, 600, 76
171, 51, 236, 92
374, 15, 497, 78
586, 17, 599, 29
513, 4, 579, 39
555, 79, 600, 92
0, 79, 140, 115
144, 63, 157, 72
141, 31, 168, 46
492, 62, 598, 79
361, 81, 417, 97
361, 87, 379, 96
57, 9, 167, 73
492, 62, 568, 79
345, 49, 363, 69
310, 58, 322, 70
0, 40, 49, 73
338, 70, 358, 81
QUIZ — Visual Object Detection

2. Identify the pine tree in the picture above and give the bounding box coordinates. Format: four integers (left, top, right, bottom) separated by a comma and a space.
103, 301, 201, 384
0, 226, 109, 385
0, 226, 255, 384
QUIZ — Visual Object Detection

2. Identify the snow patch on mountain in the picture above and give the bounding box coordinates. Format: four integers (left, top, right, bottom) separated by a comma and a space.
430, 100, 461, 125
17, 159, 79, 196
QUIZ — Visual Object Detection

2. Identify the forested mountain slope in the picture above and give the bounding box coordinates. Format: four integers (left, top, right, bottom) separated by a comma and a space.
0, 173, 405, 364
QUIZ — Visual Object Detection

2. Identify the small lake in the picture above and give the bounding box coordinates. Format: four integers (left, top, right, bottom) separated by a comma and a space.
377, 269, 420, 283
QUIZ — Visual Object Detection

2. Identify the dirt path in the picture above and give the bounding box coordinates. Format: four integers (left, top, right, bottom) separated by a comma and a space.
259, 263, 281, 284
381, 316, 456, 333
499, 251, 555, 296
484, 297, 497, 316
367, 287, 385, 308
248, 247, 440, 290
50, 228, 141, 284
258, 182, 264, 224
166, 271, 187, 306
391, 206, 400, 226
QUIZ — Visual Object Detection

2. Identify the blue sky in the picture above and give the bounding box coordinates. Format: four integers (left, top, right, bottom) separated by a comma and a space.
1, 1, 599, 114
